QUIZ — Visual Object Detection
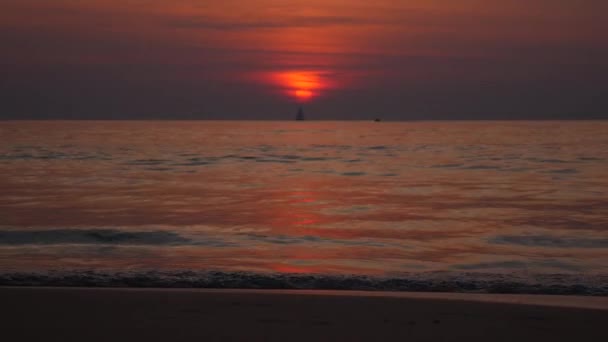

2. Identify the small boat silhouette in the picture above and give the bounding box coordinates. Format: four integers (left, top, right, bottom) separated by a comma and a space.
296, 106, 305, 121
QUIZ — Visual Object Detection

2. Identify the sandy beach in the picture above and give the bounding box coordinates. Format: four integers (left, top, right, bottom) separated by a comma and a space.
2, 287, 606, 341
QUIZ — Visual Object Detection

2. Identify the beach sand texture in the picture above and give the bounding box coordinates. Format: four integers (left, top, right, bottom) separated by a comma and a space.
2, 287, 607, 341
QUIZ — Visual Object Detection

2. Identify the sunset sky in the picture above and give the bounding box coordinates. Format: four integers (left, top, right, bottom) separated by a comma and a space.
1, 0, 606, 119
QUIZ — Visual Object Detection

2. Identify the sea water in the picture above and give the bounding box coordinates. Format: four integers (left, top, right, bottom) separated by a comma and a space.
1, 121, 607, 293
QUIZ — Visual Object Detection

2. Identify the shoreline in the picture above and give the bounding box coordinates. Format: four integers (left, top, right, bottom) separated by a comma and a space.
4, 286, 608, 310
3, 270, 606, 296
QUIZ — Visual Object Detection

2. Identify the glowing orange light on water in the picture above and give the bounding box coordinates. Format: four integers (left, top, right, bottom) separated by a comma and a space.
272, 70, 331, 103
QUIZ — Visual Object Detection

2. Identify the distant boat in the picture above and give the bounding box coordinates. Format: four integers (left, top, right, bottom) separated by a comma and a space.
296, 106, 305, 121
374, 118, 382, 122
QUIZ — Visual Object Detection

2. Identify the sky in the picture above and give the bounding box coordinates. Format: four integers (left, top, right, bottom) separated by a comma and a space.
1, 0, 607, 120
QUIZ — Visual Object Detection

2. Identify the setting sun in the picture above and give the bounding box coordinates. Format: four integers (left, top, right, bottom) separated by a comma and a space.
272, 70, 331, 103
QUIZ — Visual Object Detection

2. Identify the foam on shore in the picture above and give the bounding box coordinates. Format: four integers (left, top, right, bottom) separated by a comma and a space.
2, 270, 606, 296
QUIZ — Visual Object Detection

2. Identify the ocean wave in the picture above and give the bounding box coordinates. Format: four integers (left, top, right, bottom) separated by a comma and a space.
489, 234, 608, 249
0, 229, 193, 246
1, 271, 606, 296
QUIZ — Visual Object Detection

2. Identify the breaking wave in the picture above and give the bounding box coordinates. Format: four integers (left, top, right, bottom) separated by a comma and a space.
1, 271, 606, 296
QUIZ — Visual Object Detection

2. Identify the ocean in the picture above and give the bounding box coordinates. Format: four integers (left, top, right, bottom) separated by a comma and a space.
1, 121, 607, 294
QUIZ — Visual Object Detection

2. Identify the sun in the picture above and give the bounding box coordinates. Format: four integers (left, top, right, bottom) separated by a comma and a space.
271, 70, 330, 103
294, 89, 314, 101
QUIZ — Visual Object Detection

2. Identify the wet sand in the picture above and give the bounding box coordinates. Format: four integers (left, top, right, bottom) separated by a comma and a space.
2, 287, 607, 341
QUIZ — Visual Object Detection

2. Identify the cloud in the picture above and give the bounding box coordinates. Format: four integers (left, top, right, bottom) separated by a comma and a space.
167, 14, 381, 31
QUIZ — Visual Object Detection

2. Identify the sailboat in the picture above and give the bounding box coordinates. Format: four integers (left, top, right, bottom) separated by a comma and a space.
296, 106, 305, 121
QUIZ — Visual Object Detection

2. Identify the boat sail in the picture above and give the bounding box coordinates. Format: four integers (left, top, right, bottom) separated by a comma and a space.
296, 106, 305, 121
